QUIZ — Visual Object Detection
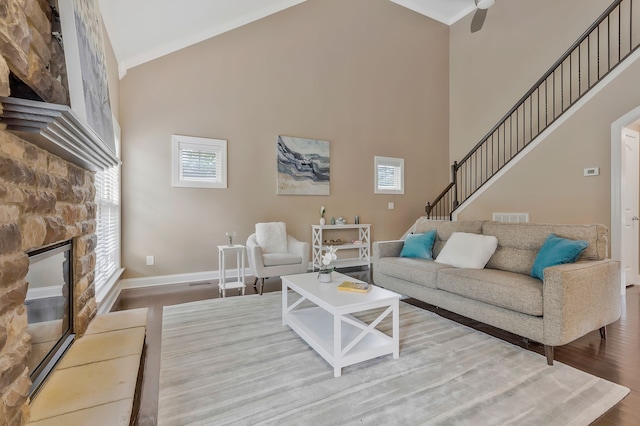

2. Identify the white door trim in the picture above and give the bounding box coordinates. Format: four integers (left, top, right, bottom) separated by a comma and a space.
611, 106, 640, 295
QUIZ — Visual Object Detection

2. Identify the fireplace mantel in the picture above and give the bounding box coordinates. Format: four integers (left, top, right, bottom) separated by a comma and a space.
0, 97, 120, 171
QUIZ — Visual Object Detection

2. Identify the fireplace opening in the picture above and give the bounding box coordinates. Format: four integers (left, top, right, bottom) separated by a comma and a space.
25, 240, 75, 398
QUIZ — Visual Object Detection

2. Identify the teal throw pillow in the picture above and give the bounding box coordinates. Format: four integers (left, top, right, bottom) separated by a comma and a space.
530, 234, 589, 280
400, 230, 437, 260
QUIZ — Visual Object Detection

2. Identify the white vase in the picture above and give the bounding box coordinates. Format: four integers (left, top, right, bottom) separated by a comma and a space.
318, 271, 332, 283
320, 217, 326, 226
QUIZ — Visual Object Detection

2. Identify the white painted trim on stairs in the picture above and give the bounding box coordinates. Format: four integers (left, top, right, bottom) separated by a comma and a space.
453, 48, 640, 221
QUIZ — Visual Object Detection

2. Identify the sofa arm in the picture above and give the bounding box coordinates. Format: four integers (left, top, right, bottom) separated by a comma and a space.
542, 259, 621, 346
373, 240, 404, 262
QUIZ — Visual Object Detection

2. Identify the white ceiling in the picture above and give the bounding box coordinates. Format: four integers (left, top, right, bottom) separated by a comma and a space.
99, 0, 477, 77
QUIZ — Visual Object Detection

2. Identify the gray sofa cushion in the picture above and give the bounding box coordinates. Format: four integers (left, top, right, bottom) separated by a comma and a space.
483, 221, 608, 275
437, 268, 543, 316
376, 257, 453, 289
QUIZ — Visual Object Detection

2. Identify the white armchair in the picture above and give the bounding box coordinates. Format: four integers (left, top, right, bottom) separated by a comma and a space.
246, 222, 309, 295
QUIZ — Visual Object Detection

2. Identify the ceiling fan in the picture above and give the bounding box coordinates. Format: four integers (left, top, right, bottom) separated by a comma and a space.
471, 0, 496, 33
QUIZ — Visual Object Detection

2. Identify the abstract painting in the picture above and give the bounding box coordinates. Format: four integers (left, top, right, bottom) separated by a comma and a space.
277, 136, 330, 195
58, 0, 115, 152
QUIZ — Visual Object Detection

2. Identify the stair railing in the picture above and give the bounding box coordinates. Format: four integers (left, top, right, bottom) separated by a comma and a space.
426, 0, 639, 220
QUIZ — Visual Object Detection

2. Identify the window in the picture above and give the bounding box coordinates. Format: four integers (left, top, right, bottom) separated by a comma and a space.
375, 156, 404, 194
172, 135, 227, 188
94, 160, 120, 297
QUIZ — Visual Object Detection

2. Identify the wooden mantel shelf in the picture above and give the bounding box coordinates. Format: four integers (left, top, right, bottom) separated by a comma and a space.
0, 96, 119, 171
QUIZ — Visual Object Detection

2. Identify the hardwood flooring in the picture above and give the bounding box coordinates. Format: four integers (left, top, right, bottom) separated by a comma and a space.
112, 276, 639, 425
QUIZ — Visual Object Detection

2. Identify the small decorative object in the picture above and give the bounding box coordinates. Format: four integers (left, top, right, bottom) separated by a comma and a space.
320, 205, 326, 225
355, 215, 359, 224
318, 245, 337, 282
225, 231, 237, 246
331, 217, 336, 225
336, 217, 346, 225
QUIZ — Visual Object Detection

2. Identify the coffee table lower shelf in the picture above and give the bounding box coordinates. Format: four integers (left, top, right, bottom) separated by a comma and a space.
285, 306, 396, 377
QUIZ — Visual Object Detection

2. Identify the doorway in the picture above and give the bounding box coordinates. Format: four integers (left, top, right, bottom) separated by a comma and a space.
611, 106, 640, 295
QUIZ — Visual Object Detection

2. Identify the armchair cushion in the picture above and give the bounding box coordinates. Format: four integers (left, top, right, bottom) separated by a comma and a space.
255, 222, 288, 254
263, 253, 302, 267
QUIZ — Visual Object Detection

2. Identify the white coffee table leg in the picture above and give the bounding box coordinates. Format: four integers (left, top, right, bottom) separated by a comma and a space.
282, 282, 288, 326
393, 299, 399, 358
334, 314, 341, 377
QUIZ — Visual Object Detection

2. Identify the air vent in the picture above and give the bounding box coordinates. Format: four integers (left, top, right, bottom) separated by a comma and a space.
492, 212, 529, 223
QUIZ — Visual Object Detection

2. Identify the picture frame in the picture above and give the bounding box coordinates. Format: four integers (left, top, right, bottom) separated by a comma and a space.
58, 0, 115, 152
277, 135, 330, 195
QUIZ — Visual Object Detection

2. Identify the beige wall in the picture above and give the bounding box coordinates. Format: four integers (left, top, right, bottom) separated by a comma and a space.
449, 0, 640, 226
103, 18, 120, 122
118, 0, 450, 278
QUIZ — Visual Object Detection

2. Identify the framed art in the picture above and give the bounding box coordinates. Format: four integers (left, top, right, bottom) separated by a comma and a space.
277, 135, 330, 195
58, 0, 115, 152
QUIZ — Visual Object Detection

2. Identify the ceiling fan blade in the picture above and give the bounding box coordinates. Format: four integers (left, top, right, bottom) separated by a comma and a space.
470, 9, 488, 33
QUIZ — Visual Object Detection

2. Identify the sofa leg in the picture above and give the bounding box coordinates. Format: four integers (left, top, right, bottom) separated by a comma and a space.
544, 345, 554, 366
259, 278, 265, 296
253, 277, 258, 289
599, 326, 607, 340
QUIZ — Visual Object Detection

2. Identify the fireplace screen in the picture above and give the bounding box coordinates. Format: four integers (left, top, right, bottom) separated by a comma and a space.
24, 240, 74, 395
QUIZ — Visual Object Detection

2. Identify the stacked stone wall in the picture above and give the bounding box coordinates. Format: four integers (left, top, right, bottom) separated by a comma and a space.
0, 0, 68, 104
0, 129, 97, 425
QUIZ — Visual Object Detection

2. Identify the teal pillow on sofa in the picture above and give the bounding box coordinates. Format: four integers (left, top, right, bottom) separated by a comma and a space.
530, 234, 588, 280
400, 230, 437, 260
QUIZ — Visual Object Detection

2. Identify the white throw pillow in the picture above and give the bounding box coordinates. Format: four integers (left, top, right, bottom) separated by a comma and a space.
435, 232, 498, 269
255, 222, 288, 254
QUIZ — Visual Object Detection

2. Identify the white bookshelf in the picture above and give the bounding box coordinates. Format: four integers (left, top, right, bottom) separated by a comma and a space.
311, 224, 371, 270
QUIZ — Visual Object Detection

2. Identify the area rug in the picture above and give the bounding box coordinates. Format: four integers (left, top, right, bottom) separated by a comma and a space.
158, 292, 628, 425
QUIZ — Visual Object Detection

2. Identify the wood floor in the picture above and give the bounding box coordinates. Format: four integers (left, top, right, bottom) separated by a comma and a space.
112, 276, 639, 426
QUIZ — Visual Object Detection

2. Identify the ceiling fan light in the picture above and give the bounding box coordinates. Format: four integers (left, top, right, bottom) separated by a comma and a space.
476, 0, 495, 10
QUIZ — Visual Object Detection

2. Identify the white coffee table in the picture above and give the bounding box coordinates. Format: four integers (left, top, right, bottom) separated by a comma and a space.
282, 272, 401, 377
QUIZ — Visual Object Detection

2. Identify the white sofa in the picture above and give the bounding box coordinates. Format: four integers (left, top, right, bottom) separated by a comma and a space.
372, 219, 622, 364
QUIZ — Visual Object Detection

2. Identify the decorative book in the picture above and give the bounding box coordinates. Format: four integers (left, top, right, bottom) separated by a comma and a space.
337, 281, 372, 293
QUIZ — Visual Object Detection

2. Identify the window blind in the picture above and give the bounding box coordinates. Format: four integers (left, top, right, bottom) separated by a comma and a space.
377, 164, 401, 191
179, 147, 218, 181
94, 163, 120, 295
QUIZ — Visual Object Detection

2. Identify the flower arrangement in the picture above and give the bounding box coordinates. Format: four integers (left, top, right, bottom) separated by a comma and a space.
320, 205, 326, 218
320, 245, 338, 273
225, 231, 237, 246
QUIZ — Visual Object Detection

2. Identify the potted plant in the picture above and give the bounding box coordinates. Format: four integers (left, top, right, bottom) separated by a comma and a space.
318, 245, 337, 282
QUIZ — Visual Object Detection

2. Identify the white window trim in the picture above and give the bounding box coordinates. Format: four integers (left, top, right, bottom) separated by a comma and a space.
374, 156, 404, 194
171, 135, 227, 188
95, 116, 121, 303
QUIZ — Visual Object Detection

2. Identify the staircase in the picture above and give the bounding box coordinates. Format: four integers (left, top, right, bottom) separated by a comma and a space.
426, 0, 640, 220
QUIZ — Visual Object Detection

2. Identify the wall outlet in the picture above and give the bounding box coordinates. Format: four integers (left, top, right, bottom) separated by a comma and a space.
146, 255, 154, 266
388, 202, 394, 209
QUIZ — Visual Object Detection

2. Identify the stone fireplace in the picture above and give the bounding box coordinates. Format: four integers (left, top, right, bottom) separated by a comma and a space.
0, 0, 117, 424
0, 126, 99, 424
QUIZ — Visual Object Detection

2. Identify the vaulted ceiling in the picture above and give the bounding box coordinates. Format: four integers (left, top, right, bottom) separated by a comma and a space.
98, 0, 477, 77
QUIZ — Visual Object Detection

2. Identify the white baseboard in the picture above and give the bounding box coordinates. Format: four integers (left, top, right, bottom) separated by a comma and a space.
120, 268, 252, 290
